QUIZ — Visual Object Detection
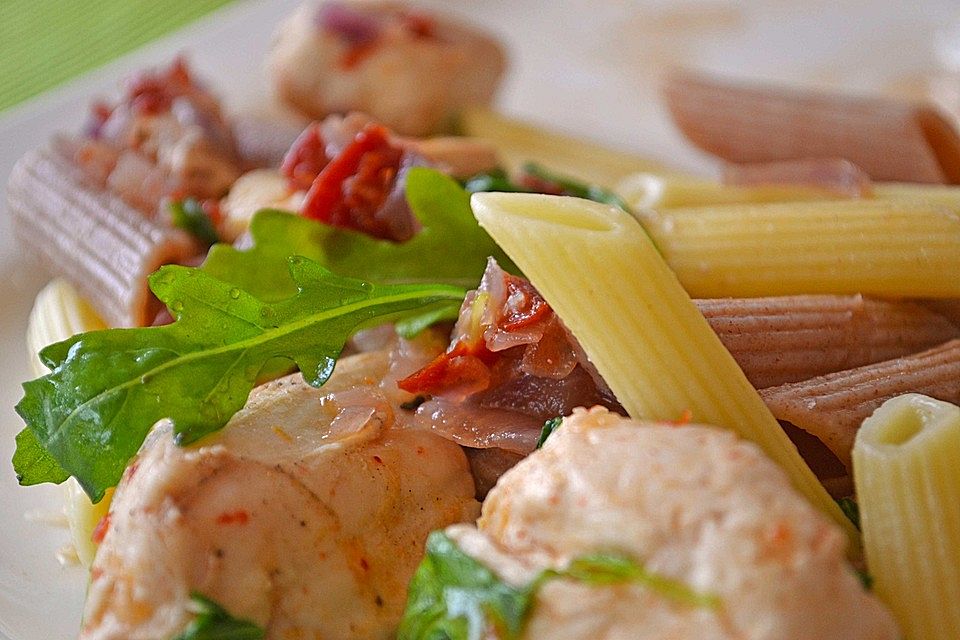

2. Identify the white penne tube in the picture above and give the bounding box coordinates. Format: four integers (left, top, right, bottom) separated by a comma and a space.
26, 279, 111, 567
26, 279, 107, 378
471, 192, 859, 549
699, 295, 959, 389
459, 107, 667, 187
616, 172, 837, 209
853, 394, 960, 640
874, 182, 960, 206
635, 200, 960, 299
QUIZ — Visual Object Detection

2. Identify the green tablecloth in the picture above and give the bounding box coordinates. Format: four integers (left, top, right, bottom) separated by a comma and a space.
0, 0, 237, 113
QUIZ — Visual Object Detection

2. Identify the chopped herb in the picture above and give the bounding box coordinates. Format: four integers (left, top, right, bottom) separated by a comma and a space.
400, 395, 427, 411
14, 257, 465, 501
169, 198, 220, 247
398, 531, 720, 640
463, 164, 631, 212
462, 168, 531, 194
172, 592, 264, 640
855, 568, 874, 590
535, 417, 563, 449
521, 162, 631, 211
837, 497, 861, 531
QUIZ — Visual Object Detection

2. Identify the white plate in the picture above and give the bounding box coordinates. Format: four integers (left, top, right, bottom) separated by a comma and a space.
1, 1, 957, 638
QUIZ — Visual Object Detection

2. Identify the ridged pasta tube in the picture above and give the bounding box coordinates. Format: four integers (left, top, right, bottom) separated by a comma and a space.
7, 138, 197, 327
761, 340, 960, 469
459, 107, 666, 187
699, 295, 958, 389
471, 192, 859, 551
853, 394, 960, 640
636, 200, 960, 298
617, 173, 842, 209
27, 279, 111, 567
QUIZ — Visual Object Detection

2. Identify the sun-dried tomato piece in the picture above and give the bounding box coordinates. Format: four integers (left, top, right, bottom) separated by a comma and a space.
281, 123, 329, 190
401, 12, 436, 38
499, 273, 550, 331
398, 341, 497, 396
125, 57, 194, 116
301, 123, 406, 240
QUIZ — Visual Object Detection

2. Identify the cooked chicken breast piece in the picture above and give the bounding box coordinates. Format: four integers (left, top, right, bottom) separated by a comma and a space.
269, 2, 505, 136
81, 352, 479, 639
443, 407, 898, 640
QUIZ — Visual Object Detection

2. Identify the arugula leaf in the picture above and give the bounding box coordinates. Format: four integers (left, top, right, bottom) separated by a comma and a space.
399, 531, 530, 640
837, 496, 861, 531
172, 592, 264, 640
398, 531, 720, 640
203, 168, 519, 302
540, 554, 720, 607
521, 162, 630, 211
463, 165, 630, 212
462, 168, 530, 194
14, 257, 465, 502
12, 427, 69, 485
169, 198, 221, 248
535, 416, 563, 449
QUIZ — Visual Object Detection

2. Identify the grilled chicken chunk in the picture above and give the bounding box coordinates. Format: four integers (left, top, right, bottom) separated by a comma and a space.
81, 352, 479, 639
443, 407, 898, 640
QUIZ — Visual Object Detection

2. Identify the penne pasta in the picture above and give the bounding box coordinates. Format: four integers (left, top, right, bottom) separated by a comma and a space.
663, 70, 960, 184
635, 199, 960, 298
761, 340, 960, 469
26, 279, 111, 567
699, 295, 959, 389
459, 107, 667, 187
918, 298, 960, 328
471, 192, 859, 549
873, 182, 960, 206
7, 138, 199, 327
853, 394, 960, 640
722, 158, 873, 197
616, 172, 837, 209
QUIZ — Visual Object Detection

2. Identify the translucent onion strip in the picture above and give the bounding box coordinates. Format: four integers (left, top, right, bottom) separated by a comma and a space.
699, 296, 959, 389
853, 394, 960, 640
635, 200, 960, 299
663, 70, 960, 184
761, 340, 960, 469
7, 138, 198, 327
471, 192, 859, 550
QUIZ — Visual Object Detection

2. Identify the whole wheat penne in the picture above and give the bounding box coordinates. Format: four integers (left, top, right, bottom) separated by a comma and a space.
460, 107, 667, 187
918, 298, 960, 327
471, 192, 860, 551
760, 340, 960, 470
636, 200, 960, 298
699, 295, 959, 389
853, 394, 960, 640
7, 138, 198, 327
663, 70, 960, 183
